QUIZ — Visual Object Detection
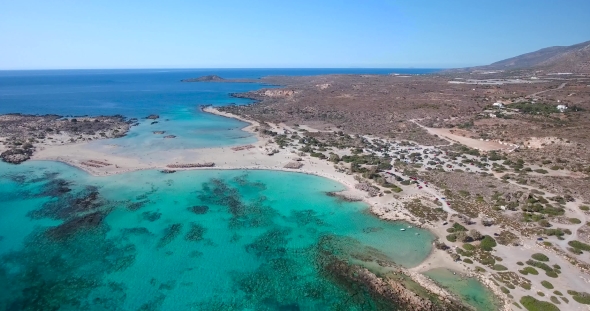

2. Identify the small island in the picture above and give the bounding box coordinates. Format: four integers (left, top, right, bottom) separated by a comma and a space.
181, 75, 225, 82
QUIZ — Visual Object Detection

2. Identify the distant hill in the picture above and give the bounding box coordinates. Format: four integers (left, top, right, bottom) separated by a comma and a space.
458, 40, 590, 73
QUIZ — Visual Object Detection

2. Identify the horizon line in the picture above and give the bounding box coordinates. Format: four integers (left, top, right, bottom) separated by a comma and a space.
0, 67, 451, 71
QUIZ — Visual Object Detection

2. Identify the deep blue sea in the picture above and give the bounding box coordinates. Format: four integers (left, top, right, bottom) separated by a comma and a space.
0, 68, 501, 311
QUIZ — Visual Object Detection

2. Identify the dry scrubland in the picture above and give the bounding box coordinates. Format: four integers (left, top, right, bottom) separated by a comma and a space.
213, 70, 590, 310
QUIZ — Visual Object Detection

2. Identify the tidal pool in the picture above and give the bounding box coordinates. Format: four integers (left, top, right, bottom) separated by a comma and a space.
424, 268, 501, 311
0, 161, 435, 310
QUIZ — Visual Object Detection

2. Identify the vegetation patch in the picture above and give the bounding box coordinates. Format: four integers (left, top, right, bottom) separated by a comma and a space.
493, 264, 508, 271
520, 295, 560, 311
568, 240, 590, 252
531, 253, 549, 262
541, 281, 553, 289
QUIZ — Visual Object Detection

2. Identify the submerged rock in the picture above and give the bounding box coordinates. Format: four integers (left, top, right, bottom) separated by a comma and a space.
188, 205, 209, 214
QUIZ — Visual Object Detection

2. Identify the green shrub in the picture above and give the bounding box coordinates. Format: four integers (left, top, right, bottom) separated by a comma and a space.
480, 235, 497, 251
513, 302, 522, 309
463, 243, 475, 251
541, 281, 554, 289
463, 258, 473, 264
493, 264, 508, 271
537, 291, 545, 297
571, 292, 590, 304
569, 218, 582, 224
545, 271, 558, 278
550, 296, 560, 304
531, 253, 549, 262
522, 283, 532, 290
553, 291, 562, 296
568, 290, 579, 295
561, 297, 569, 303
501, 286, 510, 294
569, 240, 590, 251
520, 295, 559, 311
519, 267, 539, 275
517, 261, 524, 266
446, 234, 457, 242
580, 205, 590, 211
568, 247, 583, 255
475, 266, 486, 273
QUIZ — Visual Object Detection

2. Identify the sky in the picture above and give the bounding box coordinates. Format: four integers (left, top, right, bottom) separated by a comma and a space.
1, 0, 589, 69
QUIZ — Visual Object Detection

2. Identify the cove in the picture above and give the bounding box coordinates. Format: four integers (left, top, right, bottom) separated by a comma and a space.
0, 161, 434, 310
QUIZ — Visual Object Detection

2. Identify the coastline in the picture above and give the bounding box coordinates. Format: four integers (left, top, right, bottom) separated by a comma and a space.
24, 106, 510, 310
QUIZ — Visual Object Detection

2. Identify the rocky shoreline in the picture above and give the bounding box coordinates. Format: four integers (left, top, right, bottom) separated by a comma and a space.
0, 114, 131, 164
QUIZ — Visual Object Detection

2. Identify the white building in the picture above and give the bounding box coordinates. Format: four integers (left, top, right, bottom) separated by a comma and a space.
557, 104, 568, 112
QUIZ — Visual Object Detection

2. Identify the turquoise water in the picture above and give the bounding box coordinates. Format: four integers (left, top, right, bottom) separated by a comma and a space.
0, 69, 449, 309
0, 161, 434, 310
424, 268, 500, 311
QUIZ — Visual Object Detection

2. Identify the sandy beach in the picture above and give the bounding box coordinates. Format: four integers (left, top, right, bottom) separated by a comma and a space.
25, 107, 540, 310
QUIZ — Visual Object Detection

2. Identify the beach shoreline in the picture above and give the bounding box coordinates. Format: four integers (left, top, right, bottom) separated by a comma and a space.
22, 106, 511, 310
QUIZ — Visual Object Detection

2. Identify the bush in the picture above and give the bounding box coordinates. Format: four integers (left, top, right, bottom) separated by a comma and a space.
569, 218, 582, 224
519, 267, 539, 275
532, 253, 549, 262
517, 261, 524, 266
463, 243, 475, 251
545, 271, 558, 278
520, 296, 559, 311
522, 283, 532, 290
553, 291, 562, 296
480, 235, 497, 251
537, 291, 545, 297
550, 296, 560, 304
493, 264, 508, 271
541, 281, 554, 289
462, 258, 473, 264
571, 292, 590, 304
501, 287, 510, 294
568, 240, 590, 251
580, 205, 590, 211
446, 234, 457, 242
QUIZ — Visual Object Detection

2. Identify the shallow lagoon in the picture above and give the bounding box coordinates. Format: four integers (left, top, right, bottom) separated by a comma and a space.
0, 161, 434, 310
424, 268, 500, 311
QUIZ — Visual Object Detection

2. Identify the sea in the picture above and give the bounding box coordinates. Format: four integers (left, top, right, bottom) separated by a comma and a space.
0, 69, 497, 310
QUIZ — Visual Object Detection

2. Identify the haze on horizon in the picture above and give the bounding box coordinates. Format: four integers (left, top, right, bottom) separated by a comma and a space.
1, 0, 589, 70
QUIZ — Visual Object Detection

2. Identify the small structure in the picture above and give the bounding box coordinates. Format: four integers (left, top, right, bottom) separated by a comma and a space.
492, 102, 504, 109
556, 104, 568, 112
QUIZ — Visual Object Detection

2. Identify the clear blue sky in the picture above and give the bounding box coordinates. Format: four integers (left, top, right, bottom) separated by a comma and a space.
1, 0, 589, 69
